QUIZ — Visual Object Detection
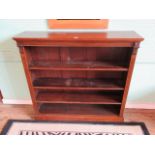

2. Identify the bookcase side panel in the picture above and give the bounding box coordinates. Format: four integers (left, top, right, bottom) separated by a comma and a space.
120, 45, 139, 116
19, 47, 37, 112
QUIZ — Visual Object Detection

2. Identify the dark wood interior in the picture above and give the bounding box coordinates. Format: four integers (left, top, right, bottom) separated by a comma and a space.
28, 46, 127, 114
39, 103, 120, 116
14, 31, 143, 122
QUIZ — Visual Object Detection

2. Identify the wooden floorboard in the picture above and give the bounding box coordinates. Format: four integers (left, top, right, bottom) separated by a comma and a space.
0, 104, 154, 134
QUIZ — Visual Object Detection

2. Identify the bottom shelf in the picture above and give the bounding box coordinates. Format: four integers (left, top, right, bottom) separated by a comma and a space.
34, 103, 122, 122
39, 103, 120, 115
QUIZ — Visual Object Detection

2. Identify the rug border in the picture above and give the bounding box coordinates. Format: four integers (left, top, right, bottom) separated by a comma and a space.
0, 119, 150, 135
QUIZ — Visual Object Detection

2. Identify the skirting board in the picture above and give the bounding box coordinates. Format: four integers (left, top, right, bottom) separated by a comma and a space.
2, 99, 155, 109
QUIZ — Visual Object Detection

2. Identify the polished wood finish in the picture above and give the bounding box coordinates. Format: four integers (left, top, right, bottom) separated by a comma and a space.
36, 104, 121, 122
0, 105, 155, 134
14, 31, 143, 43
36, 92, 121, 104
36, 105, 122, 122
14, 31, 143, 122
29, 61, 128, 71
48, 19, 109, 29
120, 47, 138, 117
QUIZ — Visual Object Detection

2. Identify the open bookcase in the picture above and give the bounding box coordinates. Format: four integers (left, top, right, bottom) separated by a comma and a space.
14, 31, 143, 122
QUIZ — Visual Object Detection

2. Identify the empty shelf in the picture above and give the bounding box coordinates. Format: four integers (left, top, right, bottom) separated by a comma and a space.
38, 103, 120, 116
30, 61, 128, 71
36, 92, 122, 104
33, 78, 124, 91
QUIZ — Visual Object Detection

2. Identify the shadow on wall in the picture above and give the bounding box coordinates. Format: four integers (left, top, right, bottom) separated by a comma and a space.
130, 90, 155, 103
127, 87, 155, 103
0, 37, 30, 100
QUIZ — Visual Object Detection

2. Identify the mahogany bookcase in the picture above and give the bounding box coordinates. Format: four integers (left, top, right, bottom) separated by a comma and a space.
14, 31, 143, 122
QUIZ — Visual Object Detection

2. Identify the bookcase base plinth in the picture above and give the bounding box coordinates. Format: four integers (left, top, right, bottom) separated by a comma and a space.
33, 114, 124, 122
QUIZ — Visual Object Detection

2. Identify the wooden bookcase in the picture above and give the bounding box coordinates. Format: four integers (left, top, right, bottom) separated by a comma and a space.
14, 31, 143, 122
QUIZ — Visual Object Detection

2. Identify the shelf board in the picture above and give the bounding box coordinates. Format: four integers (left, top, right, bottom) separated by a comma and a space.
36, 103, 122, 122
33, 78, 124, 91
38, 103, 120, 115
36, 92, 121, 105
29, 61, 128, 71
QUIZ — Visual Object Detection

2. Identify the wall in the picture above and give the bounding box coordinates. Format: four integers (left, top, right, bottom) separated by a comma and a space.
109, 20, 155, 103
0, 19, 155, 104
0, 20, 47, 100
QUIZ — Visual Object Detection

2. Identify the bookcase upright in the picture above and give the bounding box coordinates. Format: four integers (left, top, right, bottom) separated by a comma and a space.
14, 31, 143, 122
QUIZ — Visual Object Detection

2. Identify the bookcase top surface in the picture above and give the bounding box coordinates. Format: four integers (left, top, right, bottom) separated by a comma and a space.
14, 31, 144, 42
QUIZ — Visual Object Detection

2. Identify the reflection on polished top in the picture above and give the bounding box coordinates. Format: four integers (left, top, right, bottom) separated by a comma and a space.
14, 31, 144, 42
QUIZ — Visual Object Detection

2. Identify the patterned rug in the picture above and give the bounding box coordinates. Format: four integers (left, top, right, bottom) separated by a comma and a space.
1, 120, 149, 135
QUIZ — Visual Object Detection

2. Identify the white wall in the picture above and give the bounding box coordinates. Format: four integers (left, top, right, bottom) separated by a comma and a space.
0, 20, 47, 99
0, 19, 155, 103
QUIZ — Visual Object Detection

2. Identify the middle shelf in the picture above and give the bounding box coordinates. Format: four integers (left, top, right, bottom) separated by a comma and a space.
29, 61, 128, 71
33, 78, 124, 91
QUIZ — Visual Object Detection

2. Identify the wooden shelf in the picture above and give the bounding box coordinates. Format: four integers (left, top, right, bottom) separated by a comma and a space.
36, 92, 121, 105
38, 103, 120, 116
30, 61, 128, 71
35, 104, 122, 122
33, 78, 124, 91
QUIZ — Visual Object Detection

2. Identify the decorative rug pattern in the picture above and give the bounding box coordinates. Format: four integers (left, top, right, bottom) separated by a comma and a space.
1, 120, 149, 135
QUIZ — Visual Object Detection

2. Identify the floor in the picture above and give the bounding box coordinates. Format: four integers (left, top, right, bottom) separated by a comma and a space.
0, 104, 155, 134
